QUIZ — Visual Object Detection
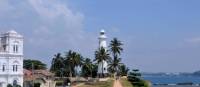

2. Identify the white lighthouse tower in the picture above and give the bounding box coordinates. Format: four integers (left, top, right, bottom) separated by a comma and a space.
97, 29, 108, 77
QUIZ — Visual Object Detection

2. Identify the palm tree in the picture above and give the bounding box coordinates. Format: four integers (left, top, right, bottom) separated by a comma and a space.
109, 38, 123, 59
108, 57, 123, 77
65, 50, 83, 78
119, 64, 129, 76
109, 38, 123, 77
94, 47, 111, 78
50, 53, 65, 76
82, 58, 93, 77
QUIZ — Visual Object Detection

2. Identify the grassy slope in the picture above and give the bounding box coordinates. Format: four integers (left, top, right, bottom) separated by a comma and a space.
120, 78, 151, 87
78, 79, 114, 87
120, 78, 133, 87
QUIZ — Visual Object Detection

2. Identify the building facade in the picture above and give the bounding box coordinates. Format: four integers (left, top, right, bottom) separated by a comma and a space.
0, 30, 23, 87
97, 30, 108, 76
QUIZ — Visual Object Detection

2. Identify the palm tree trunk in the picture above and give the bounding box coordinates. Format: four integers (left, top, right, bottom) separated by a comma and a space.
90, 69, 92, 78
102, 61, 104, 78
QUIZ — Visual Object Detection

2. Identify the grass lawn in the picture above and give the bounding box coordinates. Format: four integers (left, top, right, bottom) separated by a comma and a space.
78, 79, 114, 87
120, 78, 133, 87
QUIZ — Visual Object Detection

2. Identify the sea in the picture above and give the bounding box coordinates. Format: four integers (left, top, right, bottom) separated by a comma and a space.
143, 75, 200, 87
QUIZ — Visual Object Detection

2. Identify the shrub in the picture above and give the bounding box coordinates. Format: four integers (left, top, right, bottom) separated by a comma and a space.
7, 84, 13, 87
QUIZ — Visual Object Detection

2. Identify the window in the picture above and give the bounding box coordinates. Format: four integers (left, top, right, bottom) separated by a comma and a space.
13, 45, 15, 53
13, 45, 19, 53
2, 65, 5, 72
3, 45, 6, 51
16, 45, 18, 53
13, 65, 15, 71
13, 80, 17, 86
16, 65, 18, 72
13, 65, 18, 72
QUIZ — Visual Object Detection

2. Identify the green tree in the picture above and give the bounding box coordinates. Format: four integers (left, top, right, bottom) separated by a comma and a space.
50, 53, 65, 76
109, 38, 123, 59
108, 57, 123, 76
109, 38, 123, 76
23, 59, 47, 70
7, 84, 13, 87
82, 58, 93, 77
7, 84, 21, 87
128, 69, 148, 87
65, 50, 83, 78
119, 64, 129, 76
94, 47, 111, 78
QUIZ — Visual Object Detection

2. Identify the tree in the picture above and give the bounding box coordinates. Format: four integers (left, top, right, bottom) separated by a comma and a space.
7, 84, 21, 87
109, 38, 123, 59
50, 53, 65, 76
82, 58, 93, 77
23, 59, 47, 70
119, 64, 129, 76
94, 47, 111, 78
7, 84, 13, 87
65, 50, 83, 78
108, 57, 123, 76
109, 38, 123, 77
128, 69, 148, 87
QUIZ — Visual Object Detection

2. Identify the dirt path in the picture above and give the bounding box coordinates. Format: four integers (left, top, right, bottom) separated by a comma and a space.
113, 80, 123, 87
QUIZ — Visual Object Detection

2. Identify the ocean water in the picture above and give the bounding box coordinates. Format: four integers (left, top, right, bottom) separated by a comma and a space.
143, 76, 200, 84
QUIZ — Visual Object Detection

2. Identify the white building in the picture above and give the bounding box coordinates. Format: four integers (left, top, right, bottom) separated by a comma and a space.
0, 30, 23, 87
97, 30, 108, 76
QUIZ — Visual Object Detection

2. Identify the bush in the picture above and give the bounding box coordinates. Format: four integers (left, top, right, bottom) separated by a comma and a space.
128, 69, 149, 87
34, 83, 40, 87
56, 81, 64, 86
7, 84, 22, 87
7, 84, 13, 87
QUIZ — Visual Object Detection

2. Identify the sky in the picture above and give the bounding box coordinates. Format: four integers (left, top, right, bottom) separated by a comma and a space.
0, 0, 200, 73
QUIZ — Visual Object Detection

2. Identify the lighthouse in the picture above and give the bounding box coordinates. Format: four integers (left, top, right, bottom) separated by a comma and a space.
97, 29, 108, 77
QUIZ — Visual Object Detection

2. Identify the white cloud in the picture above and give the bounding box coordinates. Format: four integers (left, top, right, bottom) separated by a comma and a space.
185, 37, 200, 44
0, 0, 97, 66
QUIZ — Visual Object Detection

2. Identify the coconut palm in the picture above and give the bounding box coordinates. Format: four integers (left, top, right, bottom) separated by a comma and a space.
65, 50, 83, 78
109, 38, 123, 77
94, 47, 111, 78
120, 64, 129, 76
108, 57, 123, 76
50, 53, 65, 76
82, 58, 93, 77
109, 38, 123, 59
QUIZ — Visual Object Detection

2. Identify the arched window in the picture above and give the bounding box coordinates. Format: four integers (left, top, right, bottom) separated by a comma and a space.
13, 45, 19, 53
13, 79, 18, 86
13, 41, 19, 53
16, 45, 18, 53
2, 64, 5, 72
3, 45, 6, 51
13, 45, 15, 53
13, 61, 19, 72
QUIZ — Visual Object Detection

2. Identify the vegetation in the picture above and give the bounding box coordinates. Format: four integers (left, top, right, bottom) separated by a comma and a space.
65, 50, 83, 78
23, 59, 47, 70
120, 78, 133, 87
108, 38, 124, 77
128, 69, 148, 87
81, 58, 94, 77
49, 37, 129, 79
78, 79, 114, 87
120, 64, 129, 76
50, 53, 65, 76
94, 47, 111, 77
50, 50, 83, 77
7, 84, 21, 87
7, 84, 13, 87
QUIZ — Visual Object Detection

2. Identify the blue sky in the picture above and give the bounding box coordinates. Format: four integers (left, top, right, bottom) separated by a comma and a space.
0, 0, 200, 72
